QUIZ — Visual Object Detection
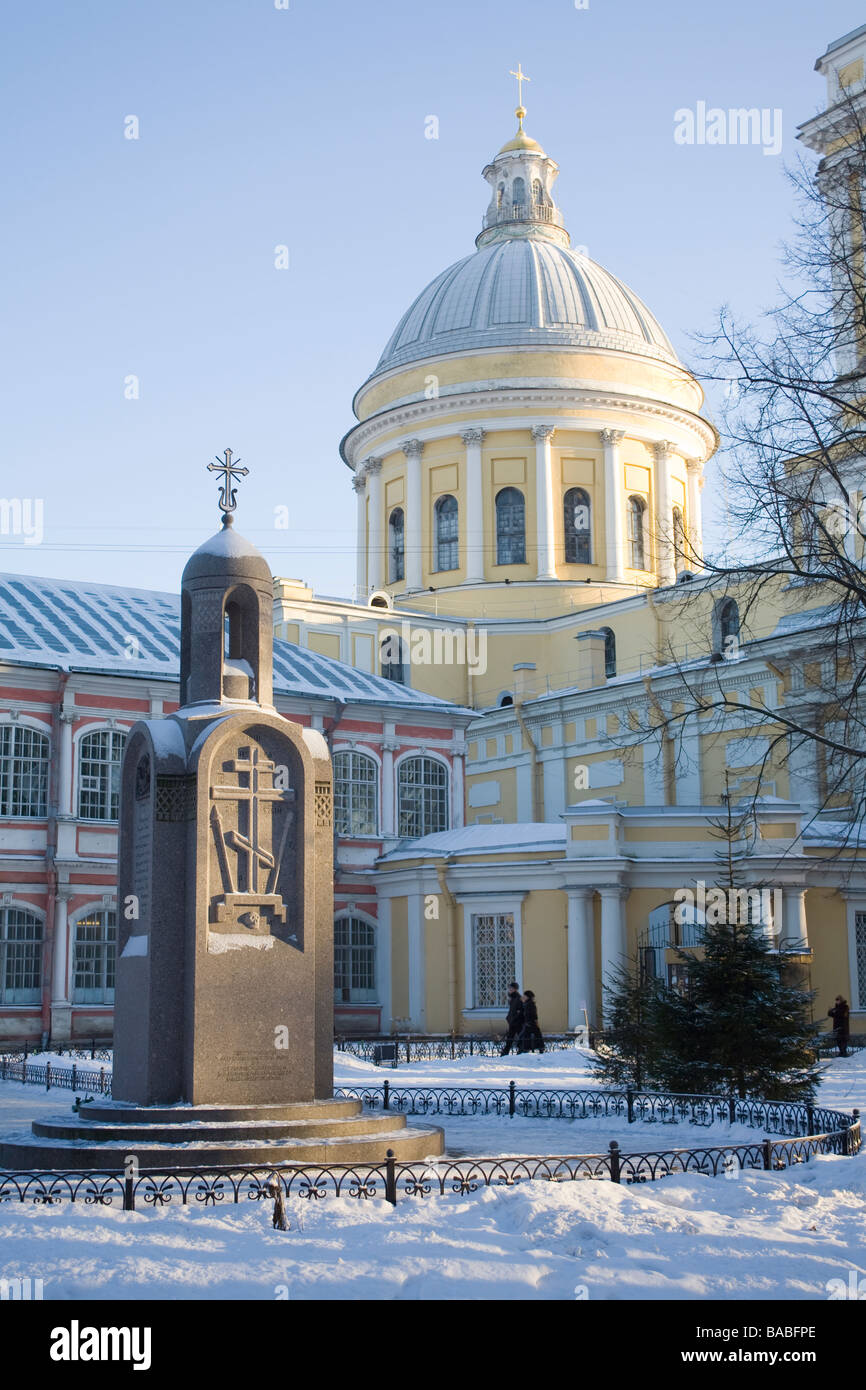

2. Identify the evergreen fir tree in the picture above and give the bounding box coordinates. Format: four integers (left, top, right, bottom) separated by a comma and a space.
594, 782, 820, 1100
592, 956, 668, 1091
665, 784, 820, 1100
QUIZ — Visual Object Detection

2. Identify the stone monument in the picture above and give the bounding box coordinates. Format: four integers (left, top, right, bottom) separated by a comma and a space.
1, 453, 443, 1168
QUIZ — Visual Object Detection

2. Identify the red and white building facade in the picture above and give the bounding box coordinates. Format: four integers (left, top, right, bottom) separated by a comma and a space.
0, 574, 471, 1045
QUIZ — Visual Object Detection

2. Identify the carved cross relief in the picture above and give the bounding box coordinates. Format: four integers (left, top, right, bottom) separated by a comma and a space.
209, 744, 296, 937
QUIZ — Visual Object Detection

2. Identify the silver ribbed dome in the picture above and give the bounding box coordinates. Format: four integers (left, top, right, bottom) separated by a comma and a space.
372, 238, 678, 378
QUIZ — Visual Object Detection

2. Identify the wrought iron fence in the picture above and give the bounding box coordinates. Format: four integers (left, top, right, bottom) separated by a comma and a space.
333, 1080, 859, 1138
333, 1033, 580, 1064
0, 1042, 113, 1063
0, 1115, 859, 1212
0, 1057, 111, 1095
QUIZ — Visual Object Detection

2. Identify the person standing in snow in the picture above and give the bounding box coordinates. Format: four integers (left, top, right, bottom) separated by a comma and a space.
500, 981, 524, 1055
828, 995, 850, 1057
518, 990, 545, 1054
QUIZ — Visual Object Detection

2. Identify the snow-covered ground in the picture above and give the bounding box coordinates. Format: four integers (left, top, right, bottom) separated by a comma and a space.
0, 1049, 862, 1300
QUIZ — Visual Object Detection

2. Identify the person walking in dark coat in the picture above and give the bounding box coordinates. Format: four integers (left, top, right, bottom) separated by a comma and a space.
500, 982, 524, 1055
518, 990, 545, 1054
829, 996, 850, 1057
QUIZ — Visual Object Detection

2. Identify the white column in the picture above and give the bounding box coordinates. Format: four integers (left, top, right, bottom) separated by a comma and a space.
353, 472, 367, 600
462, 428, 485, 583
450, 738, 465, 828
51, 889, 71, 1005
685, 458, 704, 568
676, 717, 703, 805
782, 887, 810, 952
58, 711, 74, 817
376, 896, 393, 1030
653, 440, 675, 586
381, 727, 397, 839
402, 439, 423, 591
599, 886, 628, 1021
567, 887, 596, 1030
407, 892, 426, 1029
365, 458, 383, 592
601, 429, 627, 583
532, 425, 557, 580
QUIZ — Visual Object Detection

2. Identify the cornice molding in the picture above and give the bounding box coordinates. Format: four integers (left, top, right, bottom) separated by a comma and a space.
343, 388, 717, 466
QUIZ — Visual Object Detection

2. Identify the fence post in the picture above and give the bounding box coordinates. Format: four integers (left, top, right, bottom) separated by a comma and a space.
405, 1036, 411, 1065
470, 1036, 474, 1056
762, 1138, 772, 1171
848, 1110, 860, 1157
728, 1094, 736, 1125
71, 1063, 77, 1091
123, 1175, 135, 1212
91, 1038, 96, 1060
626, 1089, 634, 1124
45, 1060, 51, 1091
509, 1080, 516, 1118
450, 1031, 455, 1060
383, 1078, 390, 1111
384, 1149, 397, 1207
609, 1141, 621, 1184
806, 1104, 815, 1136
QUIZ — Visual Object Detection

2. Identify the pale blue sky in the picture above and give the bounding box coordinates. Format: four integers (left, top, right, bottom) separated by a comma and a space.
0, 0, 858, 595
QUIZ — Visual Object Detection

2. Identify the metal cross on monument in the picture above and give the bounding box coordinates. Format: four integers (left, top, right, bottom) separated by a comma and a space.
207, 447, 249, 518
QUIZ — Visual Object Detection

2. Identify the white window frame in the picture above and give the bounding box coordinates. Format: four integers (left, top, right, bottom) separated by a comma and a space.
76, 726, 127, 822
70, 903, 117, 1006
332, 747, 380, 837
0, 901, 45, 1006
333, 910, 378, 1004
846, 899, 866, 1012
460, 894, 525, 1016
0, 717, 51, 819
395, 753, 450, 839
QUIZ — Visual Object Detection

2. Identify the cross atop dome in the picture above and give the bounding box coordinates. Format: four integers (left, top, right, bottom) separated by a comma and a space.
207, 447, 248, 527
477, 73, 569, 250
509, 62, 531, 125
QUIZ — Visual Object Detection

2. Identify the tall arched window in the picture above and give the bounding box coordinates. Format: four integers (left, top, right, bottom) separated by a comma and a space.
78, 729, 127, 820
672, 506, 686, 572
333, 750, 378, 836
714, 598, 740, 656
0, 725, 49, 817
397, 756, 449, 838
334, 916, 377, 1003
496, 183, 504, 208
627, 496, 648, 570
389, 507, 404, 583
434, 494, 459, 571
532, 178, 543, 204
0, 907, 43, 1005
601, 626, 616, 678
495, 487, 526, 565
72, 909, 116, 1004
379, 631, 407, 685
512, 176, 525, 209
564, 487, 592, 563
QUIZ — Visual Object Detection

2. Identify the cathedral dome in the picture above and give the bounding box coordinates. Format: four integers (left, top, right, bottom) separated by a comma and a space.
370, 238, 678, 381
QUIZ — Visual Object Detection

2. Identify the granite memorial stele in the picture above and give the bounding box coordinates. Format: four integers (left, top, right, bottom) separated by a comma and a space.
0, 453, 443, 1169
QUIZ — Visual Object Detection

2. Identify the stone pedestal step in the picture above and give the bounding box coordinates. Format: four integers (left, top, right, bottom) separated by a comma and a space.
0, 1123, 445, 1171
85, 1099, 363, 1124
32, 1111, 404, 1144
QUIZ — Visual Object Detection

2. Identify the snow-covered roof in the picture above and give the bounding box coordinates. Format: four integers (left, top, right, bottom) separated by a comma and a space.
379, 823, 568, 859
0, 572, 463, 712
